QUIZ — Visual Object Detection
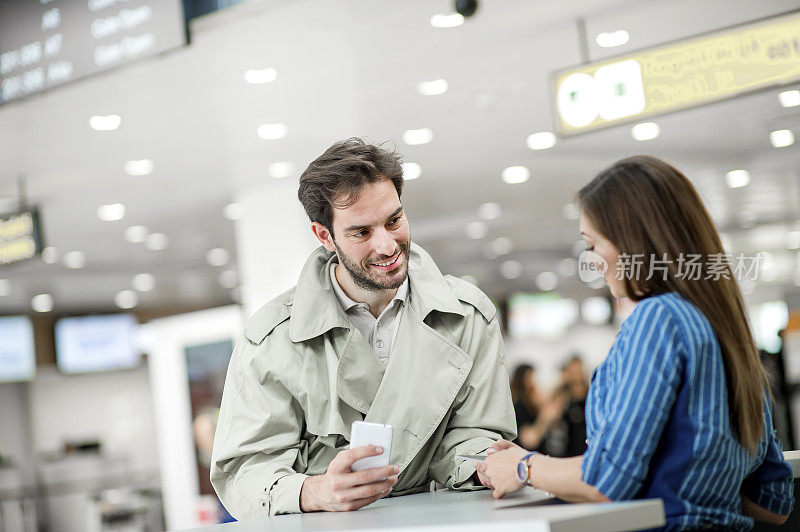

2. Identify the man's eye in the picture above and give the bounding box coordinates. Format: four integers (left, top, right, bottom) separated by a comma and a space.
354, 231, 368, 238
388, 217, 401, 226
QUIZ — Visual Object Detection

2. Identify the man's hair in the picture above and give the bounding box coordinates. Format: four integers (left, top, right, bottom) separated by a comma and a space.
298, 138, 404, 232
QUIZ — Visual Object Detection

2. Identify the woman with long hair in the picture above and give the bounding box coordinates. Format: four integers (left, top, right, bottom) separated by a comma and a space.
477, 156, 793, 530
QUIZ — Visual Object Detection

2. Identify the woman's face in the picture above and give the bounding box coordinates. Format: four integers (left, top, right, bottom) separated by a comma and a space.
580, 213, 627, 298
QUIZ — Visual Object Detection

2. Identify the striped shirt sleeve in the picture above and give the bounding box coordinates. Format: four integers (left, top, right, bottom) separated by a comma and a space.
741, 400, 794, 516
581, 300, 685, 500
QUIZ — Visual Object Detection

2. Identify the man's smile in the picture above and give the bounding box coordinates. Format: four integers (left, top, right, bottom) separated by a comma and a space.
369, 251, 401, 272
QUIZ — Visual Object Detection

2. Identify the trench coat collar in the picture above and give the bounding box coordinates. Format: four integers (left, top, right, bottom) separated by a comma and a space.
287, 243, 465, 343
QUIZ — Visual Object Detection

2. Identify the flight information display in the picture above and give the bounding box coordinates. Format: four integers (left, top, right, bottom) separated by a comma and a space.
55, 313, 140, 374
0, 316, 36, 382
0, 0, 186, 104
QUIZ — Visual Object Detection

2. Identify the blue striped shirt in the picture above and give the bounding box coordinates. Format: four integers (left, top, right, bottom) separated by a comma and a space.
582, 292, 793, 531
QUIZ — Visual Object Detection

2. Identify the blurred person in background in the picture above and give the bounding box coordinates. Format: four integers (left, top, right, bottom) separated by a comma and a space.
558, 355, 589, 457
510, 364, 562, 452
210, 138, 515, 518
478, 156, 793, 530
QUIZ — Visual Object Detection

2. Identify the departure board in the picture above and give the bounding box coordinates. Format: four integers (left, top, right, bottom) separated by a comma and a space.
0, 0, 186, 104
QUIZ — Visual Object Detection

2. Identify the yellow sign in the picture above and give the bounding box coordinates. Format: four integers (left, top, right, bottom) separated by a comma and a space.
552, 11, 800, 135
0, 210, 42, 265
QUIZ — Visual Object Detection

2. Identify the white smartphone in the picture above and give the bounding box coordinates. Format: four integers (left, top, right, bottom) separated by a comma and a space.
349, 421, 393, 472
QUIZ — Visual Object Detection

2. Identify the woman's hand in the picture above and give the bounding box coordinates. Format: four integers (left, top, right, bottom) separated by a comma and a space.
475, 440, 529, 499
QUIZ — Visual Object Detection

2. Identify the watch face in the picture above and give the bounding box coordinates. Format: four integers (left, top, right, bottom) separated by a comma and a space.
516, 460, 528, 483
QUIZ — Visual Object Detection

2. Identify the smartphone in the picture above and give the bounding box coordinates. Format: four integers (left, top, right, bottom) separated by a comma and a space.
349, 421, 393, 472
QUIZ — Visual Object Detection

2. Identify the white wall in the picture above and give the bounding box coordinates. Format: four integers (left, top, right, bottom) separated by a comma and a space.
28, 366, 159, 476
0, 383, 35, 488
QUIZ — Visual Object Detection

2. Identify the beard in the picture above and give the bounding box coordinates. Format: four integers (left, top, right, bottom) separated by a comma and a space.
334, 239, 410, 291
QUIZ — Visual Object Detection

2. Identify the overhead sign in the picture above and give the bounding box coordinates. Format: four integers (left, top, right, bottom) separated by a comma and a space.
552, 10, 800, 135
0, 0, 186, 104
0, 209, 43, 266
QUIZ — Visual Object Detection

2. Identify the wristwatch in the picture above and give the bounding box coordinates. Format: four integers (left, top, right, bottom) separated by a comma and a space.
516, 451, 538, 485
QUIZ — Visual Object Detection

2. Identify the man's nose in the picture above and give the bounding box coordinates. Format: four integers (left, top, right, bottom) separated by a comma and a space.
373, 228, 397, 256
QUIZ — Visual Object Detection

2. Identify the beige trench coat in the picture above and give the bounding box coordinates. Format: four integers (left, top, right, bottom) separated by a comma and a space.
210, 243, 516, 518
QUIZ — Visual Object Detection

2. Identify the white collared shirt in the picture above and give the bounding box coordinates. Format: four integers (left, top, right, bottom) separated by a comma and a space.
329, 262, 409, 366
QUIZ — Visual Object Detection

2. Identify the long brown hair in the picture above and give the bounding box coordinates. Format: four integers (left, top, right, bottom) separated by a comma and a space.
578, 155, 767, 454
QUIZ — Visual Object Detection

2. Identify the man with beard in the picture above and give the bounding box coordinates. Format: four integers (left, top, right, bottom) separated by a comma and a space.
210, 138, 516, 518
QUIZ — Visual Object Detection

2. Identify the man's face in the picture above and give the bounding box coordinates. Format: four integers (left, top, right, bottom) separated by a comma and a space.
324, 180, 410, 291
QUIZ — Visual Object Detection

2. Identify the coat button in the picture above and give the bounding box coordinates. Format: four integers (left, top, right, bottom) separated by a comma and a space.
284, 298, 293, 306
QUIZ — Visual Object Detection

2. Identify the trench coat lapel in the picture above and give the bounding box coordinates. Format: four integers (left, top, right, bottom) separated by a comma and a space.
334, 328, 386, 416
364, 297, 473, 471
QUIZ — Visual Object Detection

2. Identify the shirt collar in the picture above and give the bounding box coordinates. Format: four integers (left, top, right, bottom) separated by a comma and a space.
329, 260, 409, 314
288, 243, 463, 343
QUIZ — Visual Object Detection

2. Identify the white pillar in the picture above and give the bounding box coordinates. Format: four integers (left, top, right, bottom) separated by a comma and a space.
234, 178, 319, 317
146, 305, 243, 531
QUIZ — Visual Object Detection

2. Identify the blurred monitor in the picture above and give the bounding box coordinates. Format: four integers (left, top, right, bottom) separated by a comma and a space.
507, 293, 578, 339
55, 314, 140, 374
0, 315, 36, 382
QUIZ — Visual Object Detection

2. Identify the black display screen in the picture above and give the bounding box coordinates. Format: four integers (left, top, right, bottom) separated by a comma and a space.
0, 0, 186, 104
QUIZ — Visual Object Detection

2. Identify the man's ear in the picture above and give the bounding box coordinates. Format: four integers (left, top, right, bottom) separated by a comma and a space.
311, 222, 337, 252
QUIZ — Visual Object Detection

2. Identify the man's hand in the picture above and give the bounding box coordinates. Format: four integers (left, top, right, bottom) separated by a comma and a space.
299, 446, 399, 512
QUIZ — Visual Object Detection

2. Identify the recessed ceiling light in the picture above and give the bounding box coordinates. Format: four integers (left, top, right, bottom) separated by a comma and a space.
41, 246, 58, 264
257, 123, 288, 140
535, 271, 559, 291
558, 258, 577, 277
31, 293, 54, 312
562, 202, 580, 220
0, 279, 10, 296
526, 131, 557, 150
244, 67, 277, 84
465, 221, 488, 240
430, 13, 464, 28
206, 248, 230, 267
402, 128, 433, 145
115, 289, 138, 309
402, 162, 422, 180
769, 129, 794, 148
631, 122, 660, 141
124, 225, 148, 243
725, 169, 750, 188
787, 231, 800, 250
490, 236, 514, 255
132, 273, 155, 292
124, 159, 153, 176
223, 203, 244, 221
63, 251, 86, 269
501, 166, 530, 184
595, 30, 629, 48
145, 233, 169, 251
417, 79, 448, 96
478, 202, 502, 220
268, 161, 295, 179
779, 90, 800, 108
89, 114, 121, 131
219, 269, 238, 288
500, 260, 522, 279
97, 203, 125, 221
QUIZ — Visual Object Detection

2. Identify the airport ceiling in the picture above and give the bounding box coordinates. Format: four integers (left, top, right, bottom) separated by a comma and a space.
1, 0, 800, 315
